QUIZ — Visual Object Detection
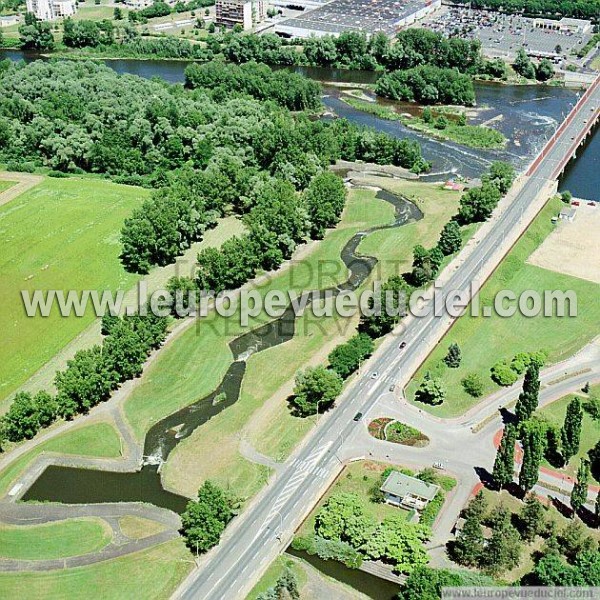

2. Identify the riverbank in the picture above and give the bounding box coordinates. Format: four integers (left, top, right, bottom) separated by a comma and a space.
341, 96, 508, 150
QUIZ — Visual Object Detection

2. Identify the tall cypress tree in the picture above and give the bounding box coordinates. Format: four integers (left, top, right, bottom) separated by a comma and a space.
449, 514, 485, 567
492, 423, 517, 489
571, 458, 590, 515
519, 419, 546, 492
595, 492, 600, 527
561, 397, 583, 464
515, 362, 540, 423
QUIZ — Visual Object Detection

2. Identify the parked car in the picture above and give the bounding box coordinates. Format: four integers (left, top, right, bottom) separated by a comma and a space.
433, 461, 445, 469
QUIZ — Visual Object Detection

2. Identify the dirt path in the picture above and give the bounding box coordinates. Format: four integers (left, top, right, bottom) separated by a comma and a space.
0, 172, 43, 209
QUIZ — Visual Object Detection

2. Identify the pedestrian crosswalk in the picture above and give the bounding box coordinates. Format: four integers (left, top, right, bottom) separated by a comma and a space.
263, 443, 332, 529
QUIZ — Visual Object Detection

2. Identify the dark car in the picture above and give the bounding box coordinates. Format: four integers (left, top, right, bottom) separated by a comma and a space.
399, 341, 407, 349
353, 412, 363, 422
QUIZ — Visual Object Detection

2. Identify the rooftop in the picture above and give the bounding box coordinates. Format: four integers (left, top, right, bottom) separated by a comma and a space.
380, 471, 439, 501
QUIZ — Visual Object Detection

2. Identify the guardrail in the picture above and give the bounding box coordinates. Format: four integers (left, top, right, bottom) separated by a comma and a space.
525, 73, 600, 178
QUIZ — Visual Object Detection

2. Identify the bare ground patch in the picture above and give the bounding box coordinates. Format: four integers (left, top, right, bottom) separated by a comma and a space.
527, 203, 600, 285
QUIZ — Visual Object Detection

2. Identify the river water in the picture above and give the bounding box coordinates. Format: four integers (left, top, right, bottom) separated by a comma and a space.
1, 50, 598, 196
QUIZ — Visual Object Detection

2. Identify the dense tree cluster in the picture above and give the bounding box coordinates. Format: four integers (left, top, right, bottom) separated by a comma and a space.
451, 0, 599, 22
256, 569, 299, 600
63, 18, 114, 48
184, 61, 322, 111
291, 366, 343, 417
18, 13, 54, 50
1, 312, 167, 445
375, 66, 476, 107
313, 492, 430, 574
180, 480, 234, 554
491, 349, 548, 387
303, 171, 347, 239
457, 162, 515, 224
328, 333, 374, 379
399, 566, 496, 600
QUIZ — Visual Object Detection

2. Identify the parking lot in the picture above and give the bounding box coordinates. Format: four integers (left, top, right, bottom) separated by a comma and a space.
422, 7, 593, 61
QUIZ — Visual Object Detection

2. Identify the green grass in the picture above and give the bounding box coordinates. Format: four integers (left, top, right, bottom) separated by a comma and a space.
0, 421, 122, 497
407, 197, 600, 417
539, 393, 600, 480
343, 97, 507, 149
299, 461, 412, 539
0, 179, 16, 193
246, 555, 308, 600
0, 518, 112, 560
0, 176, 148, 404
0, 539, 193, 600
592, 56, 600, 71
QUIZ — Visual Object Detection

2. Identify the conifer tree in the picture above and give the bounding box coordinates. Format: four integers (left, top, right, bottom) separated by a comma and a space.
492, 423, 517, 489
571, 458, 590, 515
561, 397, 583, 464
515, 362, 540, 423
443, 342, 462, 368
519, 419, 546, 492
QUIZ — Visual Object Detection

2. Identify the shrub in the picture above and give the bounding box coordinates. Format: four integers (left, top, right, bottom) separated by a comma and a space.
462, 373, 484, 397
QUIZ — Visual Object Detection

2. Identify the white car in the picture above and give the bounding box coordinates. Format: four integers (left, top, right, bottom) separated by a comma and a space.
371, 372, 379, 379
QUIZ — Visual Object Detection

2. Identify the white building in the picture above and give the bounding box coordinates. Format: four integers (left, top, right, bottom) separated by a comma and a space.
216, 0, 265, 30
26, 0, 76, 21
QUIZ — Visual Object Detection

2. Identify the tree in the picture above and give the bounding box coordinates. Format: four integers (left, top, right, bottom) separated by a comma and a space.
490, 359, 519, 387
558, 518, 595, 561
481, 508, 522, 575
1, 392, 42, 441
359, 275, 411, 338
519, 419, 547, 492
457, 182, 502, 224
463, 491, 488, 521
514, 48, 536, 79
571, 458, 590, 515
304, 171, 347, 239
561, 397, 583, 464
561, 190, 573, 204
492, 423, 517, 489
448, 512, 485, 567
437, 220, 462, 256
443, 343, 462, 368
180, 480, 234, 554
525, 554, 586, 586
514, 362, 540, 423
545, 424, 564, 468
591, 440, 600, 482
315, 493, 374, 548
328, 333, 374, 379
19, 18, 55, 51
292, 366, 343, 417
114, 7, 123, 19
596, 492, 600, 526
518, 495, 546, 541
484, 161, 515, 195
414, 373, 446, 406
536, 58, 554, 82
461, 373, 484, 398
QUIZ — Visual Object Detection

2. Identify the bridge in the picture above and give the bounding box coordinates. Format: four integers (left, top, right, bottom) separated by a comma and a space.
174, 75, 600, 600
527, 72, 600, 181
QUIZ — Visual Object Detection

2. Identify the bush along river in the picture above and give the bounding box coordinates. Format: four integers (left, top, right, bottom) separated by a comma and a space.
1, 50, 597, 196
21, 190, 423, 513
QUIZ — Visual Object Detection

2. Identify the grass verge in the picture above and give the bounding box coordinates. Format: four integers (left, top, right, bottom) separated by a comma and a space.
407, 197, 600, 417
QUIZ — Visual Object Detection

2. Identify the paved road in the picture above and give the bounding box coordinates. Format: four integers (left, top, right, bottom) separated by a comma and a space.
175, 75, 600, 600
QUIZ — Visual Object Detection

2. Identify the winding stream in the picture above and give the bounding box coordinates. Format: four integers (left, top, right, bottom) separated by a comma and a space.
22, 190, 423, 512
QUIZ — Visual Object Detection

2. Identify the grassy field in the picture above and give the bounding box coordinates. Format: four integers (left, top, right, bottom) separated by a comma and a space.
539, 392, 600, 480
0, 176, 147, 404
407, 197, 600, 417
0, 179, 16, 194
0, 421, 121, 497
0, 539, 193, 600
118, 516, 167, 540
0, 518, 112, 560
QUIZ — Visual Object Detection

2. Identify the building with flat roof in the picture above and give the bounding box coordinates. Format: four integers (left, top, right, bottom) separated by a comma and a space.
26, 0, 76, 20
274, 0, 441, 38
216, 0, 266, 30
380, 471, 440, 511
534, 17, 592, 35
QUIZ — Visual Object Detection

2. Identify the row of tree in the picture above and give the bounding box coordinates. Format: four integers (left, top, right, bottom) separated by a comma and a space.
451, 0, 599, 22
1, 312, 167, 447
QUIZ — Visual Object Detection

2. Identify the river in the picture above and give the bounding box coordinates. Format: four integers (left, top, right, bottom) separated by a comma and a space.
0, 49, 598, 197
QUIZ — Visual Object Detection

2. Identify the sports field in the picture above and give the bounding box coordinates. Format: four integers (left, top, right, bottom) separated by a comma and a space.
0, 177, 148, 404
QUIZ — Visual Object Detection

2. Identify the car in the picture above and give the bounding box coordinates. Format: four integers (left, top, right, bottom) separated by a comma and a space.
371, 372, 379, 379
399, 341, 407, 349
433, 461, 445, 469
389, 384, 395, 392
353, 412, 363, 422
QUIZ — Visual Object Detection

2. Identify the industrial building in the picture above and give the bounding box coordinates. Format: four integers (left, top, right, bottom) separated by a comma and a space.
26, 0, 76, 20
216, 0, 266, 30
274, 0, 441, 38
